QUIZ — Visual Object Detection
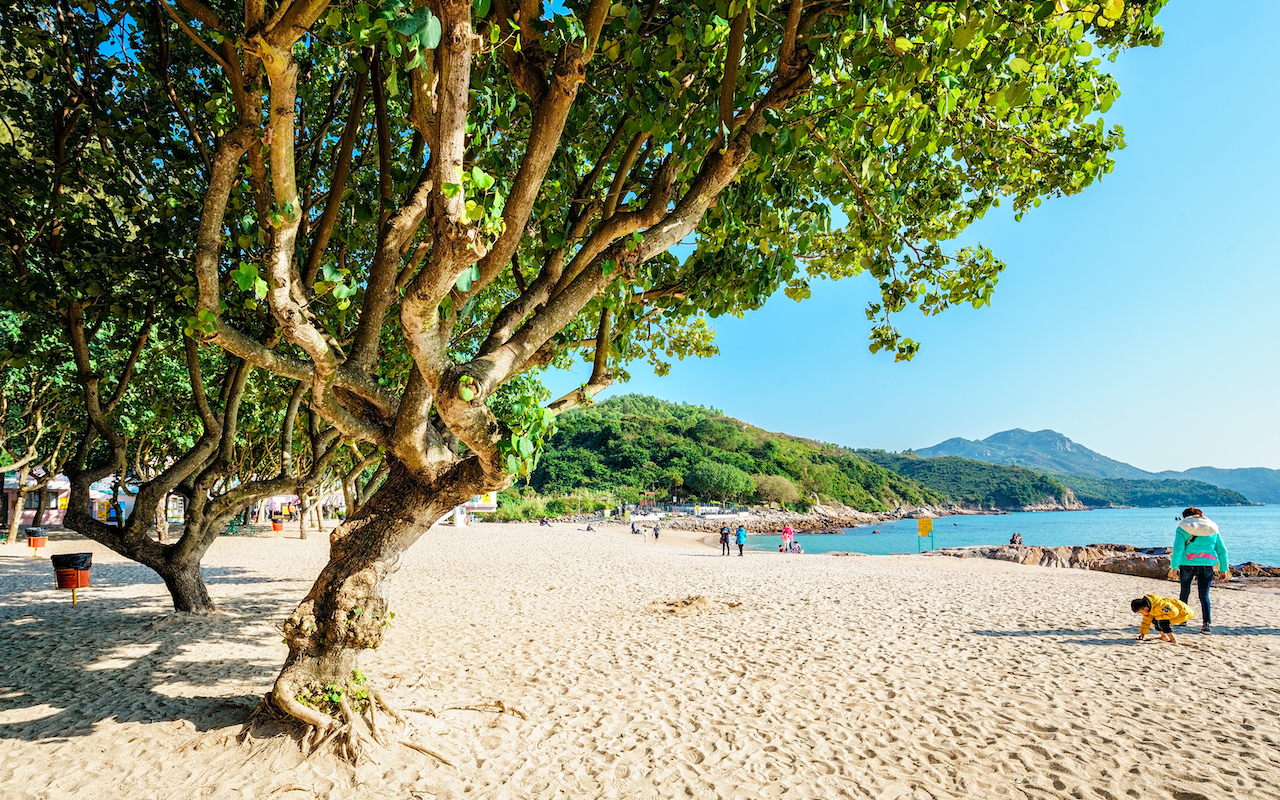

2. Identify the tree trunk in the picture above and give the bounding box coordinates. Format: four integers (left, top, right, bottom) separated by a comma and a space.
298, 492, 309, 540
155, 494, 170, 543
31, 486, 49, 527
6, 481, 29, 543
154, 553, 216, 614
342, 478, 356, 519
272, 461, 482, 727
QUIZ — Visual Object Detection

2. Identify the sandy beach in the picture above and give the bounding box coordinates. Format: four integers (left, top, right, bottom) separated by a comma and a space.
2, 522, 1279, 799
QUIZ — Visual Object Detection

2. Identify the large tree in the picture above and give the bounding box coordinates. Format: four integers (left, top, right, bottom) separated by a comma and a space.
3, 0, 1166, 750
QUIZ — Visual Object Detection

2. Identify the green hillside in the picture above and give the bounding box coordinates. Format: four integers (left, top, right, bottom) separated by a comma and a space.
1052, 474, 1250, 508
529, 396, 1086, 513
857, 451, 1077, 510
531, 395, 940, 512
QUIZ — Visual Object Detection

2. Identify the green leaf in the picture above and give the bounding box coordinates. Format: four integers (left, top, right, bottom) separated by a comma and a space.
422, 14, 442, 49
459, 385, 475, 402
474, 0, 491, 17
1008, 57, 1030, 74
516, 436, 534, 457
455, 266, 474, 292
441, 183, 461, 198
472, 166, 495, 190
230, 262, 259, 292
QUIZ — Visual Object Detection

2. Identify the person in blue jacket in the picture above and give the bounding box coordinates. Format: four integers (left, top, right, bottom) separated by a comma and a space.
734, 525, 747, 557
1171, 507, 1229, 634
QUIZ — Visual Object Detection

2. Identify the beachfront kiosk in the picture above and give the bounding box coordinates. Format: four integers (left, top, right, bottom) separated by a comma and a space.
452, 492, 498, 527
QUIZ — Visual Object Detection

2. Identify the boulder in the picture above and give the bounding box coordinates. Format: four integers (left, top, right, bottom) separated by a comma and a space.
1232, 562, 1280, 578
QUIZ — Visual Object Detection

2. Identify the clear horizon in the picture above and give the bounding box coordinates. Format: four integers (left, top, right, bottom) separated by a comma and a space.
545, 1, 1280, 473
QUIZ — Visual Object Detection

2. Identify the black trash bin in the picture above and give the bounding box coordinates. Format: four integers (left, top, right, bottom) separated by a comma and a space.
25, 527, 48, 551
51, 552, 92, 590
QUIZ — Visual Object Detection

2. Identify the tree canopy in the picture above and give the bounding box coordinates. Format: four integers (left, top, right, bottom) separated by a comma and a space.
0, 0, 1168, 747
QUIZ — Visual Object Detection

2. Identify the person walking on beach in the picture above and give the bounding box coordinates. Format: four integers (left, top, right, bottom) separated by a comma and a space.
1172, 507, 1229, 634
719, 525, 731, 556
781, 525, 794, 552
734, 525, 747, 557
653, 524, 660, 542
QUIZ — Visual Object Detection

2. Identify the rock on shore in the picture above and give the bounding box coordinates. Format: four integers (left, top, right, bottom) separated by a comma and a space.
927, 544, 1280, 591
926, 543, 1176, 580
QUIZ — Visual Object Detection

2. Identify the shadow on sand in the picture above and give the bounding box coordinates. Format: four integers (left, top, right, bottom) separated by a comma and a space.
0, 556, 302, 743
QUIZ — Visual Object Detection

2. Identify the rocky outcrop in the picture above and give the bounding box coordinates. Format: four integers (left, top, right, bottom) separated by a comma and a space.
927, 543, 1177, 580
1232, 562, 1280, 578
929, 544, 1280, 592
654, 502, 991, 535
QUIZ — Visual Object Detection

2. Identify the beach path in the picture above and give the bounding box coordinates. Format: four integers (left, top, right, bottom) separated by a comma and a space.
1, 522, 1278, 799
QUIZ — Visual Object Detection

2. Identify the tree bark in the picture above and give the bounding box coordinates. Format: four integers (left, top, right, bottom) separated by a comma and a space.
154, 553, 216, 614
155, 494, 170, 543
298, 491, 311, 540
31, 486, 49, 527
6, 468, 30, 543
272, 460, 483, 727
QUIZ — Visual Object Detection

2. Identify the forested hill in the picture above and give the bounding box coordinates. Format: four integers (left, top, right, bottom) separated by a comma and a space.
1052, 474, 1250, 509
856, 451, 1078, 510
530, 396, 1079, 512
531, 396, 938, 512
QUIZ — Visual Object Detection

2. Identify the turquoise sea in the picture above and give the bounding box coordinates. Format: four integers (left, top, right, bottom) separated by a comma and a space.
751, 505, 1280, 566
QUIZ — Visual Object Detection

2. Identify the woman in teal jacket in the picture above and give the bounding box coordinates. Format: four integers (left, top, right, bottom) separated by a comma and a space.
734, 525, 747, 557
1171, 507, 1229, 634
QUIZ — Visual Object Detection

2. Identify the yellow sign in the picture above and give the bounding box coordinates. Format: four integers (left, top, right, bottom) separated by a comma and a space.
480, 491, 497, 505
58, 497, 69, 510
917, 518, 933, 536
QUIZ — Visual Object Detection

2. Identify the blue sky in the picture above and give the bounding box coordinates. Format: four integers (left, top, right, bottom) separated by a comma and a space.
545, 2, 1280, 472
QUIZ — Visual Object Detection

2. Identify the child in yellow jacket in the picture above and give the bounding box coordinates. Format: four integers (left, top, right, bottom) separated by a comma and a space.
1131, 594, 1193, 643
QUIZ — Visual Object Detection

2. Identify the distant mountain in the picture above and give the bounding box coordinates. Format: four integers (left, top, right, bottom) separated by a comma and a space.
917, 429, 1153, 480
919, 429, 1278, 504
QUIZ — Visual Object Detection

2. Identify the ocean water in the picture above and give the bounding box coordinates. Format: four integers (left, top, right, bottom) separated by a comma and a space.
752, 506, 1280, 566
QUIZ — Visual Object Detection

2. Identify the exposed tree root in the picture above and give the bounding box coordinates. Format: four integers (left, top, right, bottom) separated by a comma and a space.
303, 724, 345, 762
371, 687, 408, 725
444, 700, 528, 720
399, 738, 456, 767
230, 674, 472, 768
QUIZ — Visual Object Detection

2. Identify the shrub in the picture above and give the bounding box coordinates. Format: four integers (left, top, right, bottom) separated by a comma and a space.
685, 461, 754, 501
753, 474, 799, 506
